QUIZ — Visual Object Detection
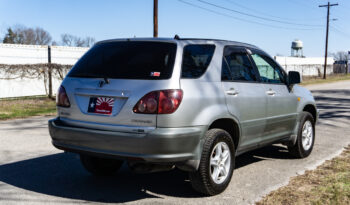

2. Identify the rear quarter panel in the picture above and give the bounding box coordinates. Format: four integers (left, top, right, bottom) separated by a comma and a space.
157, 42, 236, 128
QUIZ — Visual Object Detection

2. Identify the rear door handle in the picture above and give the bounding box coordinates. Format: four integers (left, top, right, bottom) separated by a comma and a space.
226, 88, 239, 96
266, 89, 276, 96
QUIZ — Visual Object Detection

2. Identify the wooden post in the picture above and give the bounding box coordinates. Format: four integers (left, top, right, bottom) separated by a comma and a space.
48, 45, 53, 99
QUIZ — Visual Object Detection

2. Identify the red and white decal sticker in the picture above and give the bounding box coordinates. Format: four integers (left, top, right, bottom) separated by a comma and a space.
150, 72, 160, 77
88, 97, 114, 115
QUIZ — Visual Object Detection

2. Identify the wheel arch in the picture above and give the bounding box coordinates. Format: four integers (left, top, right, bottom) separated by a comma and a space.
208, 118, 240, 150
303, 104, 317, 122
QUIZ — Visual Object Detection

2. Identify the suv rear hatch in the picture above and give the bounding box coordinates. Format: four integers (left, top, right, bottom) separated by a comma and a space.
58, 40, 179, 131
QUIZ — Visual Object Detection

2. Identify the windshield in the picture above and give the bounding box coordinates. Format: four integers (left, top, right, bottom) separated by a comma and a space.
68, 41, 177, 80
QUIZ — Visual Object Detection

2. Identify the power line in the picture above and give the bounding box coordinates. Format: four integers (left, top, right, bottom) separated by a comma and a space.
197, 0, 323, 27
178, 0, 323, 30
288, 0, 322, 12
224, 0, 323, 22
332, 23, 350, 33
330, 25, 350, 39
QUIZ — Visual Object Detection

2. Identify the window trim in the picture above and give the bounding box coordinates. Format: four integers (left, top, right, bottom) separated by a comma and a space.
180, 44, 216, 79
221, 46, 260, 83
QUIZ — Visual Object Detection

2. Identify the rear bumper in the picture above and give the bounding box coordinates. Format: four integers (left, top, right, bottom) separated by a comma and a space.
48, 118, 206, 163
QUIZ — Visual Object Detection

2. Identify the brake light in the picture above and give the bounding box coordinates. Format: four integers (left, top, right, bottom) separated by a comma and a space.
56, 86, 71, 107
133, 89, 183, 114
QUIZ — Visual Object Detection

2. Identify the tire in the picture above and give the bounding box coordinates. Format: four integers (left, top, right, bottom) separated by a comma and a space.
189, 129, 235, 196
80, 154, 123, 176
288, 111, 315, 158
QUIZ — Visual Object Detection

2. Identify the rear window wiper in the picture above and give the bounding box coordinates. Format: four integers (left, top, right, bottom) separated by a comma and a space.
103, 77, 110, 84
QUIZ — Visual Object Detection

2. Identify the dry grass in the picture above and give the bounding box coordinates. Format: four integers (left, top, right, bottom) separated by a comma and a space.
0, 96, 56, 120
301, 74, 350, 86
257, 145, 350, 205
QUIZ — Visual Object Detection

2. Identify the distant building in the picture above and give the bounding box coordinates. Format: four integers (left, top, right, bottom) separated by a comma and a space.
334, 60, 349, 74
275, 39, 335, 76
274, 56, 334, 77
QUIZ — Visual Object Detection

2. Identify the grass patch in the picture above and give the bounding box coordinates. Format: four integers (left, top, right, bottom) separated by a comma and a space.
301, 74, 350, 86
256, 145, 350, 205
0, 96, 56, 120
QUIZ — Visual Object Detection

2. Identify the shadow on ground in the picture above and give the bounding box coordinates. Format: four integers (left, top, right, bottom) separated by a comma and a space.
0, 145, 292, 203
312, 89, 350, 120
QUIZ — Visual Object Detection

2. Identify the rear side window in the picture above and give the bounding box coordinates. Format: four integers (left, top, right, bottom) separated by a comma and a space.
68, 41, 177, 80
222, 51, 257, 82
181, 44, 216, 78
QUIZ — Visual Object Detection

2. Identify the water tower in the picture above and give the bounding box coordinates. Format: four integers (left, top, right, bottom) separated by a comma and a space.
291, 39, 303, 57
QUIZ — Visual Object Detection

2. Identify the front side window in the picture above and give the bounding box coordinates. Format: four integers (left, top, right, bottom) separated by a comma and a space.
251, 53, 285, 84
222, 50, 257, 82
181, 44, 216, 78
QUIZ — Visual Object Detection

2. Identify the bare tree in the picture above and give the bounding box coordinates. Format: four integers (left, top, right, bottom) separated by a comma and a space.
61, 33, 75, 46
22, 28, 36, 44
74, 37, 86, 47
61, 33, 95, 47
332, 51, 348, 61
3, 25, 52, 45
34, 27, 52, 45
85, 36, 95, 47
12, 25, 26, 44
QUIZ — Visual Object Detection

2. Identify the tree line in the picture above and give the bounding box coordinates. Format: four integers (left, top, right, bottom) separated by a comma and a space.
2, 25, 95, 47
332, 51, 349, 62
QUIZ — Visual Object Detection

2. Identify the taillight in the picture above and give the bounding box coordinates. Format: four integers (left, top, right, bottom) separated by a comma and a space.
56, 86, 71, 107
133, 89, 183, 114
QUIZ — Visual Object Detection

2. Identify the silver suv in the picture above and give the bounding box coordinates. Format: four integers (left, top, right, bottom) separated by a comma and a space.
49, 38, 317, 195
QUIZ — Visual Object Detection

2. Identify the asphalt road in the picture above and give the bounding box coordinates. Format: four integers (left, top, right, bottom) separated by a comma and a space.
1, 81, 350, 205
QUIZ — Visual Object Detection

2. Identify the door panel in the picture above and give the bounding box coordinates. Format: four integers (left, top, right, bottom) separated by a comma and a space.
222, 82, 267, 149
249, 51, 298, 142
221, 46, 267, 150
263, 84, 298, 141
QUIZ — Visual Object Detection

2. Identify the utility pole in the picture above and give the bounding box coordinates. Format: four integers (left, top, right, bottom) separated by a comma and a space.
319, 2, 338, 79
153, 0, 158, 37
347, 51, 350, 74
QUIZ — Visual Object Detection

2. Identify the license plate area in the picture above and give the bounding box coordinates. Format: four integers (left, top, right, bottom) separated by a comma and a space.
87, 97, 114, 115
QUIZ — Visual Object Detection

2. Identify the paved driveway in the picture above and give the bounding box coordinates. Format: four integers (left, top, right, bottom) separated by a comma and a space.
1, 81, 350, 204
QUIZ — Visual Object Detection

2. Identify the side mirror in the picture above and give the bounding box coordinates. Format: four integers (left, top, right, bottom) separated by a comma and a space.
288, 71, 301, 85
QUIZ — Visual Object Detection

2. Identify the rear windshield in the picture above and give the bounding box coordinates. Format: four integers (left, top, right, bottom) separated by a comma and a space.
68, 41, 177, 80
181, 44, 216, 78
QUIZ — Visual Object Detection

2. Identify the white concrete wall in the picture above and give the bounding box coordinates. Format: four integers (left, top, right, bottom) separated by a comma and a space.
0, 43, 88, 98
274, 56, 334, 76
0, 44, 48, 64
0, 71, 62, 98
0, 43, 89, 65
51, 46, 89, 65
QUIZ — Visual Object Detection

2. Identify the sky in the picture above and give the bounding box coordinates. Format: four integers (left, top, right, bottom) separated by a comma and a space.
0, 0, 349, 57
